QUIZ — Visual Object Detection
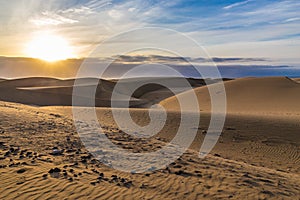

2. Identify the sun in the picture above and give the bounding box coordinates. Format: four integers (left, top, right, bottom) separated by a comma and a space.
26, 33, 75, 62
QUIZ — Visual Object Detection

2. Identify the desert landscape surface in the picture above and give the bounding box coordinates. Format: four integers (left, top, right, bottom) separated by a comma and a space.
0, 76, 299, 199
1, 0, 300, 199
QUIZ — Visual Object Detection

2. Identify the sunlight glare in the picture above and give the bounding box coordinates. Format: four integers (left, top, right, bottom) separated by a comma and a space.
26, 33, 75, 62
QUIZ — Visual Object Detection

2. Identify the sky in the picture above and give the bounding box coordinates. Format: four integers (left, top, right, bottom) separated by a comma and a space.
0, 0, 299, 78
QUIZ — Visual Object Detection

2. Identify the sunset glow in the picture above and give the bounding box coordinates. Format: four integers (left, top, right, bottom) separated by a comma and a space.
25, 33, 75, 62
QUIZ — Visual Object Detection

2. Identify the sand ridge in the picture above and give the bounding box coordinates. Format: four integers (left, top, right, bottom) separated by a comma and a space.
161, 76, 300, 115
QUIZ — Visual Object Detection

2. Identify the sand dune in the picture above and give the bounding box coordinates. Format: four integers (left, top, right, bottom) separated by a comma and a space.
161, 77, 300, 114
0, 77, 145, 107
0, 101, 299, 199
292, 77, 300, 83
0, 77, 69, 87
0, 77, 212, 107
0, 76, 299, 199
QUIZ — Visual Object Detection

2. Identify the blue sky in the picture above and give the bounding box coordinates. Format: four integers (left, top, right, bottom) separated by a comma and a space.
0, 0, 299, 77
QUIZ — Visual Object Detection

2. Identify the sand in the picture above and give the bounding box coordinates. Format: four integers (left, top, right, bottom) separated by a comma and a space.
292, 78, 300, 83
0, 76, 299, 199
161, 77, 300, 115
0, 77, 210, 107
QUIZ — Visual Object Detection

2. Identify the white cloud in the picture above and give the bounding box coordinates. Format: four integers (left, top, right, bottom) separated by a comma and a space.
128, 7, 136, 12
284, 17, 300, 23
30, 11, 79, 26
108, 9, 123, 19
223, 0, 252, 10
60, 6, 94, 15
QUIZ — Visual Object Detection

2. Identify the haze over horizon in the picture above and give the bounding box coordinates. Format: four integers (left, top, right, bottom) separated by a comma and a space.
1, 55, 300, 79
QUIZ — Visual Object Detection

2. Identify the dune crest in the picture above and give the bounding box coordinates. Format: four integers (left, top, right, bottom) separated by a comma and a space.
161, 77, 300, 115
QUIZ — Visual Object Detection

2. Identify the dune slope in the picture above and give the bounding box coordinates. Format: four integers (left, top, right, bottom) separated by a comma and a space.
0, 77, 210, 108
161, 77, 300, 114
0, 101, 299, 199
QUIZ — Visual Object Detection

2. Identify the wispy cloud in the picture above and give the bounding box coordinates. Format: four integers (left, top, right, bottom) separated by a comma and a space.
223, 0, 252, 10
113, 55, 268, 65
60, 6, 95, 15
30, 11, 79, 26
283, 17, 300, 23
211, 57, 267, 63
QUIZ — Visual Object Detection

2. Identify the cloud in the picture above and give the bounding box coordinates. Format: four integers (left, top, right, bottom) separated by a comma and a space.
223, 0, 252, 10
27, 0, 114, 28
211, 57, 267, 63
0, 55, 268, 65
108, 9, 123, 19
30, 11, 79, 26
0, 56, 298, 79
60, 6, 94, 14
284, 17, 300, 23
113, 54, 268, 64
114, 55, 191, 63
